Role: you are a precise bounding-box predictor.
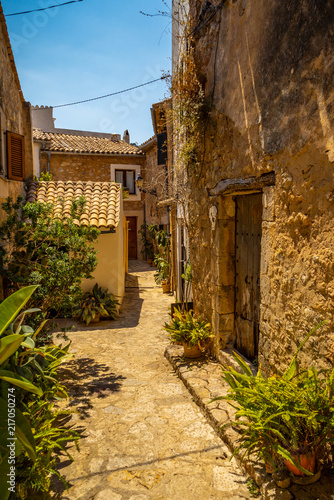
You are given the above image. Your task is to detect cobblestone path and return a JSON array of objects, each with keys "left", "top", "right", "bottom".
[{"left": 53, "top": 261, "right": 251, "bottom": 500}]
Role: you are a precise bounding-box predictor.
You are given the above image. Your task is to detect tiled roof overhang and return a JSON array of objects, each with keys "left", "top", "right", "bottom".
[
  {"left": 26, "top": 180, "right": 121, "bottom": 229},
  {"left": 33, "top": 129, "right": 144, "bottom": 156}
]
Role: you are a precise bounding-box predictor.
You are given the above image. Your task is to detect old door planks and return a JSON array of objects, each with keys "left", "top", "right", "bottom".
[{"left": 235, "top": 194, "right": 262, "bottom": 359}]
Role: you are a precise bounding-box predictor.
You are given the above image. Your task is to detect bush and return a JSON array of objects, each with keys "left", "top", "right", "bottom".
[
  {"left": 0, "top": 196, "right": 99, "bottom": 318},
  {"left": 211, "top": 321, "right": 334, "bottom": 475}
]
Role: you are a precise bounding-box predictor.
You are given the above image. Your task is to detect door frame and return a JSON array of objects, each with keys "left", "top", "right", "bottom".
[
  {"left": 212, "top": 191, "right": 263, "bottom": 360},
  {"left": 126, "top": 216, "right": 137, "bottom": 260}
]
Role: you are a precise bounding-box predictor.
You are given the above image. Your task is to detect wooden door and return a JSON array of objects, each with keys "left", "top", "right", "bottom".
[
  {"left": 235, "top": 194, "right": 262, "bottom": 360},
  {"left": 126, "top": 217, "right": 137, "bottom": 260}
]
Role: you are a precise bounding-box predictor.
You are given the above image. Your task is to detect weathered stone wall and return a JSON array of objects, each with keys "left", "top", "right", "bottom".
[
  {"left": 184, "top": 0, "right": 334, "bottom": 372},
  {"left": 141, "top": 141, "right": 169, "bottom": 225},
  {"left": 0, "top": 8, "right": 33, "bottom": 216},
  {"left": 40, "top": 153, "right": 144, "bottom": 182}
]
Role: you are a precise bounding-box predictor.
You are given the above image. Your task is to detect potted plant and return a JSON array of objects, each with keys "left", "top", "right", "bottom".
[
  {"left": 75, "top": 284, "right": 119, "bottom": 325},
  {"left": 171, "top": 260, "right": 193, "bottom": 315},
  {"left": 154, "top": 255, "right": 170, "bottom": 292},
  {"left": 210, "top": 321, "right": 333, "bottom": 480},
  {"left": 138, "top": 223, "right": 155, "bottom": 264},
  {"left": 164, "top": 308, "right": 213, "bottom": 358}
]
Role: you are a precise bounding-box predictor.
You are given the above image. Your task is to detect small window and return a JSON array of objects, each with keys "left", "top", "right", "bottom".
[
  {"left": 115, "top": 169, "right": 135, "bottom": 194},
  {"left": 7, "top": 132, "right": 25, "bottom": 181}
]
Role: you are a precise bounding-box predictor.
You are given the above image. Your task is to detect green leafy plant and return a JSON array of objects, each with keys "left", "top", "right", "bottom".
[
  {"left": 139, "top": 223, "right": 154, "bottom": 259},
  {"left": 164, "top": 308, "right": 213, "bottom": 349},
  {"left": 75, "top": 283, "right": 119, "bottom": 325},
  {"left": 155, "top": 228, "right": 170, "bottom": 250},
  {"left": 0, "top": 286, "right": 79, "bottom": 499},
  {"left": 154, "top": 255, "right": 170, "bottom": 284},
  {"left": 34, "top": 171, "right": 53, "bottom": 182},
  {"left": 181, "top": 260, "right": 192, "bottom": 303},
  {"left": 247, "top": 478, "right": 260, "bottom": 497},
  {"left": 0, "top": 196, "right": 99, "bottom": 318},
  {"left": 14, "top": 399, "right": 80, "bottom": 498},
  {"left": 211, "top": 321, "right": 334, "bottom": 476}
]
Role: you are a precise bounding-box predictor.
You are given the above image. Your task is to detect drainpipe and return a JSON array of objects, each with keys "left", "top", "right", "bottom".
[
  {"left": 143, "top": 201, "right": 147, "bottom": 260},
  {"left": 47, "top": 152, "right": 51, "bottom": 173}
]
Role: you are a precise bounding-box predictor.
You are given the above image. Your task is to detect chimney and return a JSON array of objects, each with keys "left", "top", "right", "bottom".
[{"left": 123, "top": 130, "right": 130, "bottom": 144}]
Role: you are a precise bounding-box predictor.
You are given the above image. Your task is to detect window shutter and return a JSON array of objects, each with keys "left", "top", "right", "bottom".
[
  {"left": 157, "top": 132, "right": 167, "bottom": 165},
  {"left": 7, "top": 132, "right": 25, "bottom": 181}
]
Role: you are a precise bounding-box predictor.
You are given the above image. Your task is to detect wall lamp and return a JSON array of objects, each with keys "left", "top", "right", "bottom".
[{"left": 135, "top": 174, "right": 157, "bottom": 197}]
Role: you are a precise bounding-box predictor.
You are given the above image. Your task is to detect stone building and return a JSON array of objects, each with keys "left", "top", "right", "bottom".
[
  {"left": 172, "top": 0, "right": 334, "bottom": 373},
  {"left": 0, "top": 3, "right": 34, "bottom": 299},
  {"left": 139, "top": 101, "right": 171, "bottom": 253},
  {"left": 32, "top": 106, "right": 145, "bottom": 260}
]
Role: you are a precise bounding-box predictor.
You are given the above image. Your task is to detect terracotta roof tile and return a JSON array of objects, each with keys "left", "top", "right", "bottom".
[
  {"left": 33, "top": 129, "right": 143, "bottom": 156},
  {"left": 26, "top": 181, "right": 121, "bottom": 229}
]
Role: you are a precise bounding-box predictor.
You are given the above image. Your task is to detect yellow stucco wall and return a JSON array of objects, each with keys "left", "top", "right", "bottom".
[{"left": 82, "top": 191, "right": 125, "bottom": 304}]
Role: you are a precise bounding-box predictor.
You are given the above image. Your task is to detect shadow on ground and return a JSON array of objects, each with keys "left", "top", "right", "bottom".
[{"left": 58, "top": 357, "right": 126, "bottom": 419}]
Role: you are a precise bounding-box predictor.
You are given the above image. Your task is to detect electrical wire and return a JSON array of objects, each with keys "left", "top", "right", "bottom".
[
  {"left": 5, "top": 0, "right": 84, "bottom": 17},
  {"left": 33, "top": 76, "right": 167, "bottom": 109}
]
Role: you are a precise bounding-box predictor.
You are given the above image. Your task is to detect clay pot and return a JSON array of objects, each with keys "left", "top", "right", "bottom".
[
  {"left": 161, "top": 280, "right": 170, "bottom": 293},
  {"left": 183, "top": 343, "right": 203, "bottom": 359},
  {"left": 91, "top": 313, "right": 100, "bottom": 324},
  {"left": 284, "top": 451, "right": 316, "bottom": 476}
]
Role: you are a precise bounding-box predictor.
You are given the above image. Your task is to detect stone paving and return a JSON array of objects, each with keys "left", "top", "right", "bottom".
[
  {"left": 51, "top": 261, "right": 252, "bottom": 500},
  {"left": 165, "top": 344, "right": 334, "bottom": 500}
]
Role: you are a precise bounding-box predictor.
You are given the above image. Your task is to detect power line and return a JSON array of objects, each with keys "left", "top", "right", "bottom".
[
  {"left": 5, "top": 0, "right": 84, "bottom": 17},
  {"left": 40, "top": 76, "right": 167, "bottom": 109}
]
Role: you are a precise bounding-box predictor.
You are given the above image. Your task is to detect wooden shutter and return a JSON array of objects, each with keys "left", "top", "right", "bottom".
[{"left": 7, "top": 132, "right": 25, "bottom": 181}]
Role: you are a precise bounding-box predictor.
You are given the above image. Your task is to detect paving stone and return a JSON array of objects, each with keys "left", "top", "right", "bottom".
[
  {"left": 94, "top": 489, "right": 122, "bottom": 500},
  {"left": 164, "top": 332, "right": 334, "bottom": 500},
  {"left": 50, "top": 261, "right": 250, "bottom": 499}
]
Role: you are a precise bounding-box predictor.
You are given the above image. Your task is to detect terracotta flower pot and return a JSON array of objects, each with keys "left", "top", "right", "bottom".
[
  {"left": 284, "top": 451, "right": 316, "bottom": 476},
  {"left": 162, "top": 283, "right": 171, "bottom": 293},
  {"left": 183, "top": 343, "right": 203, "bottom": 359},
  {"left": 91, "top": 313, "right": 100, "bottom": 324}
]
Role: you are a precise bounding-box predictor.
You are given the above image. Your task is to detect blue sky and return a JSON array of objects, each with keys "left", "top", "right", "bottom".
[{"left": 2, "top": 0, "right": 171, "bottom": 144}]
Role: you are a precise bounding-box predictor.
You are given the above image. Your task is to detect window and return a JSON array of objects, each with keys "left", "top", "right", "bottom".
[
  {"left": 115, "top": 169, "right": 135, "bottom": 194},
  {"left": 7, "top": 132, "right": 25, "bottom": 181}
]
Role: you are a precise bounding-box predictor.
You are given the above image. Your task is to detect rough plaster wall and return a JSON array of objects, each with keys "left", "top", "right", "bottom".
[
  {"left": 0, "top": 28, "right": 21, "bottom": 133},
  {"left": 0, "top": 19, "right": 33, "bottom": 183},
  {"left": 186, "top": 0, "right": 334, "bottom": 372}
]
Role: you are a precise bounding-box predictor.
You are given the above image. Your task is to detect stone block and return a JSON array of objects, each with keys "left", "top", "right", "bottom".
[
  {"left": 218, "top": 218, "right": 236, "bottom": 256},
  {"left": 260, "top": 480, "right": 293, "bottom": 500},
  {"left": 262, "top": 186, "right": 275, "bottom": 222},
  {"left": 212, "top": 284, "right": 235, "bottom": 314}
]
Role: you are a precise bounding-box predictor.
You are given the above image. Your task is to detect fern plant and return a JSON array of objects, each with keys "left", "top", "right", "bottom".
[{"left": 211, "top": 321, "right": 334, "bottom": 475}]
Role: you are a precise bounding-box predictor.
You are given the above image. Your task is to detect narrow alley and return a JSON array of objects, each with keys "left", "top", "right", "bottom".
[{"left": 52, "top": 261, "right": 251, "bottom": 500}]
